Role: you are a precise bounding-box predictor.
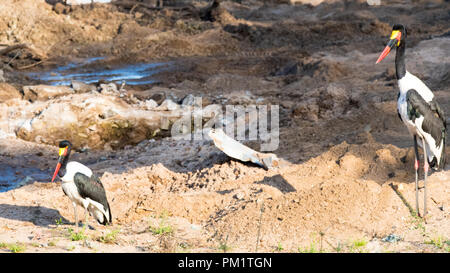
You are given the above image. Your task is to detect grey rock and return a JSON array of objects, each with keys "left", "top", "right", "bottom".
[
  {"left": 23, "top": 85, "right": 74, "bottom": 101},
  {"left": 71, "top": 80, "right": 95, "bottom": 93}
]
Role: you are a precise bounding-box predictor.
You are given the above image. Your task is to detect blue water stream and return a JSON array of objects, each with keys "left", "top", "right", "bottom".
[
  {"left": 26, "top": 57, "right": 172, "bottom": 86},
  {"left": 0, "top": 164, "right": 50, "bottom": 192}
]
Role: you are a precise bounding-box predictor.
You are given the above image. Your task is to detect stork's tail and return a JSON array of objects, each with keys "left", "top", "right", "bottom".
[
  {"left": 439, "top": 131, "right": 446, "bottom": 169},
  {"left": 101, "top": 202, "right": 112, "bottom": 225},
  {"left": 106, "top": 204, "right": 112, "bottom": 225},
  {"left": 432, "top": 129, "right": 446, "bottom": 170},
  {"left": 90, "top": 202, "right": 112, "bottom": 225}
]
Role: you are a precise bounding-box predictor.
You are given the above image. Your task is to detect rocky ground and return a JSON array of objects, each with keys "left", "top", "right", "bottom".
[{"left": 0, "top": 0, "right": 449, "bottom": 253}]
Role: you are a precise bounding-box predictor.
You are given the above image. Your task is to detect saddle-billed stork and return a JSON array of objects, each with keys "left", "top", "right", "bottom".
[
  {"left": 51, "top": 140, "right": 112, "bottom": 228},
  {"left": 376, "top": 24, "right": 446, "bottom": 217}
]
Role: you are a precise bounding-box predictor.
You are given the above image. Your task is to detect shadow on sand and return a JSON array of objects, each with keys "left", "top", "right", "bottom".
[{"left": 0, "top": 204, "right": 70, "bottom": 228}]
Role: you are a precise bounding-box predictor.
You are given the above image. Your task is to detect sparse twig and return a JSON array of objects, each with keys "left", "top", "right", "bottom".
[
  {"left": 16, "top": 60, "right": 45, "bottom": 70},
  {"left": 255, "top": 200, "right": 264, "bottom": 252},
  {"left": 390, "top": 183, "right": 417, "bottom": 217},
  {"left": 114, "top": 0, "right": 199, "bottom": 18},
  {"left": 0, "top": 44, "right": 27, "bottom": 56},
  {"left": 219, "top": 234, "right": 230, "bottom": 253},
  {"left": 319, "top": 231, "right": 324, "bottom": 252},
  {"left": 129, "top": 4, "right": 138, "bottom": 14},
  {"left": 5, "top": 50, "right": 22, "bottom": 67},
  {"left": 114, "top": 0, "right": 164, "bottom": 10}
]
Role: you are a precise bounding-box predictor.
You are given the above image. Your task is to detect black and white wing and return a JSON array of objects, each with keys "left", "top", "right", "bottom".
[
  {"left": 406, "top": 89, "right": 446, "bottom": 169},
  {"left": 73, "top": 173, "right": 112, "bottom": 225}
]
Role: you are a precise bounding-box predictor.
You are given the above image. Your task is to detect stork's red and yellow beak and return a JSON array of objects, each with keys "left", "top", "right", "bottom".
[
  {"left": 376, "top": 30, "right": 402, "bottom": 64},
  {"left": 51, "top": 161, "right": 61, "bottom": 182},
  {"left": 51, "top": 147, "right": 67, "bottom": 182}
]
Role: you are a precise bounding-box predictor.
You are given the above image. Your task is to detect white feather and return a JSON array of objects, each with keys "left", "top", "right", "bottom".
[
  {"left": 398, "top": 71, "right": 434, "bottom": 101},
  {"left": 397, "top": 91, "right": 417, "bottom": 136},
  {"left": 61, "top": 161, "right": 92, "bottom": 183}
]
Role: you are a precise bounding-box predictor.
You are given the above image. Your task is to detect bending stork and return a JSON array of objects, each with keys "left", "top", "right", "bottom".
[
  {"left": 51, "top": 140, "right": 112, "bottom": 228},
  {"left": 376, "top": 24, "right": 446, "bottom": 217}
]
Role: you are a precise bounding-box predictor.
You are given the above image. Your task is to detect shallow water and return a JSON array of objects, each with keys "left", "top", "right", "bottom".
[
  {"left": 0, "top": 164, "right": 49, "bottom": 192},
  {"left": 26, "top": 57, "right": 172, "bottom": 86}
]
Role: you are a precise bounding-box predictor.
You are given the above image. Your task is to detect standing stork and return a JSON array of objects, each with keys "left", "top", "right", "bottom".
[
  {"left": 51, "top": 140, "right": 112, "bottom": 228},
  {"left": 376, "top": 24, "right": 446, "bottom": 217}
]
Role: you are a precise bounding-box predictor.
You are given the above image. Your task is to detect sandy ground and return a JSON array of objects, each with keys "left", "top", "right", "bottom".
[{"left": 0, "top": 0, "right": 449, "bottom": 253}]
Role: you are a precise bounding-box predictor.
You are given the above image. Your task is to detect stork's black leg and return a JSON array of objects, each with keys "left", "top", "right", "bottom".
[
  {"left": 421, "top": 137, "right": 428, "bottom": 218},
  {"left": 413, "top": 136, "right": 420, "bottom": 216}
]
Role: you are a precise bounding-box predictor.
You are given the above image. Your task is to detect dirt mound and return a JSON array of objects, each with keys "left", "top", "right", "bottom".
[
  {"left": 204, "top": 141, "right": 449, "bottom": 251},
  {"left": 1, "top": 137, "right": 448, "bottom": 252}
]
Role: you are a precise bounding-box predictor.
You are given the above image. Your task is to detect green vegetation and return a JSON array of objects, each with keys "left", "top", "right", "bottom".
[
  {"left": 67, "top": 228, "right": 88, "bottom": 241},
  {"left": 276, "top": 242, "right": 284, "bottom": 252},
  {"left": 151, "top": 223, "right": 173, "bottom": 235},
  {"left": 349, "top": 238, "right": 368, "bottom": 253},
  {"left": 0, "top": 242, "right": 26, "bottom": 253},
  {"left": 97, "top": 229, "right": 120, "bottom": 244},
  {"left": 299, "top": 232, "right": 324, "bottom": 253},
  {"left": 409, "top": 215, "right": 426, "bottom": 235},
  {"left": 425, "top": 235, "right": 448, "bottom": 250},
  {"left": 352, "top": 238, "right": 368, "bottom": 248},
  {"left": 218, "top": 242, "right": 232, "bottom": 253},
  {"left": 298, "top": 243, "right": 320, "bottom": 253},
  {"left": 55, "top": 218, "right": 63, "bottom": 226},
  {"left": 9, "top": 243, "right": 26, "bottom": 253},
  {"left": 334, "top": 242, "right": 343, "bottom": 253},
  {"left": 149, "top": 211, "right": 174, "bottom": 235},
  {"left": 218, "top": 234, "right": 231, "bottom": 253},
  {"left": 177, "top": 242, "right": 191, "bottom": 253}
]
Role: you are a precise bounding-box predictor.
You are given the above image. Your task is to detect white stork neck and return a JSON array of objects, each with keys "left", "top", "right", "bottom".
[
  {"left": 398, "top": 72, "right": 434, "bottom": 102},
  {"left": 61, "top": 161, "right": 93, "bottom": 183}
]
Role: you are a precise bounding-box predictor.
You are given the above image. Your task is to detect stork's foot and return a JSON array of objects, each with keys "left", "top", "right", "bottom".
[
  {"left": 82, "top": 239, "right": 91, "bottom": 248},
  {"left": 80, "top": 223, "right": 95, "bottom": 231},
  {"left": 416, "top": 211, "right": 428, "bottom": 222},
  {"left": 76, "top": 221, "right": 87, "bottom": 229}
]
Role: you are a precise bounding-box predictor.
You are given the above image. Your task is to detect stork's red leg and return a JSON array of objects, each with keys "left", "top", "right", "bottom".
[
  {"left": 421, "top": 137, "right": 428, "bottom": 218},
  {"left": 413, "top": 136, "right": 420, "bottom": 216}
]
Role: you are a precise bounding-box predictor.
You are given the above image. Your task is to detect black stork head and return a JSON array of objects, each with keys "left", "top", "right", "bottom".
[
  {"left": 376, "top": 24, "right": 407, "bottom": 64},
  {"left": 51, "top": 140, "right": 72, "bottom": 182}
]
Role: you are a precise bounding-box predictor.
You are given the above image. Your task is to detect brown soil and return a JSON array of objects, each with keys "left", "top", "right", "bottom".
[{"left": 0, "top": 0, "right": 449, "bottom": 253}]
